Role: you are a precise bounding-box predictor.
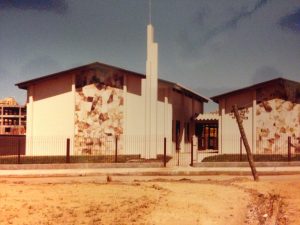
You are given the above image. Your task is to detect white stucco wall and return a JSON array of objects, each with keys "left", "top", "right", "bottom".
[
  {"left": 219, "top": 90, "right": 254, "bottom": 154},
  {"left": 125, "top": 75, "right": 146, "bottom": 136},
  {"left": 123, "top": 74, "right": 202, "bottom": 156},
  {"left": 26, "top": 74, "right": 75, "bottom": 156},
  {"left": 124, "top": 75, "right": 173, "bottom": 156},
  {"left": 157, "top": 86, "right": 173, "bottom": 155},
  {"left": 123, "top": 75, "right": 147, "bottom": 155}
]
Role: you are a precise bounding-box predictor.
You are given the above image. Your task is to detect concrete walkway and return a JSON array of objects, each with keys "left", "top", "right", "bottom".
[{"left": 1, "top": 165, "right": 300, "bottom": 177}]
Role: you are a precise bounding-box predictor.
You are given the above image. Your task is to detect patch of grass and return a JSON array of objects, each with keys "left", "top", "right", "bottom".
[
  {"left": 0, "top": 154, "right": 165, "bottom": 164},
  {"left": 202, "top": 154, "right": 300, "bottom": 162}
]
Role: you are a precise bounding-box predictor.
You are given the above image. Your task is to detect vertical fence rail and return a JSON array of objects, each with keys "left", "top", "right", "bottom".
[
  {"left": 115, "top": 136, "right": 118, "bottom": 163},
  {"left": 17, "top": 138, "right": 21, "bottom": 164},
  {"left": 190, "top": 137, "right": 193, "bottom": 166},
  {"left": 163, "top": 137, "right": 167, "bottom": 167},
  {"left": 239, "top": 136, "right": 242, "bottom": 162},
  {"left": 177, "top": 149, "right": 179, "bottom": 166},
  {"left": 288, "top": 136, "right": 291, "bottom": 162},
  {"left": 66, "top": 138, "right": 70, "bottom": 163}
]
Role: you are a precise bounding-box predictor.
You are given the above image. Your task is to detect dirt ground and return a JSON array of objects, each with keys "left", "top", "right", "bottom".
[{"left": 0, "top": 175, "right": 299, "bottom": 225}]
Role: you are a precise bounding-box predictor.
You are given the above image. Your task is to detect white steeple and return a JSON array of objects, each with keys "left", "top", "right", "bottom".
[{"left": 144, "top": 0, "right": 158, "bottom": 159}]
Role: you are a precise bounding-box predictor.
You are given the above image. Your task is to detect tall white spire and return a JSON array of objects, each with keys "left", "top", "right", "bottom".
[
  {"left": 149, "top": 0, "right": 152, "bottom": 24},
  {"left": 144, "top": 0, "right": 158, "bottom": 159}
]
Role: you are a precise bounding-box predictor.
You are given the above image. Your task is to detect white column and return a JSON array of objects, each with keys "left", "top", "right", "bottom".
[
  {"left": 180, "top": 93, "right": 185, "bottom": 152},
  {"left": 123, "top": 75, "right": 128, "bottom": 155},
  {"left": 26, "top": 86, "right": 34, "bottom": 155},
  {"left": 71, "top": 74, "right": 76, "bottom": 154},
  {"left": 219, "top": 99, "right": 225, "bottom": 154},
  {"left": 252, "top": 90, "right": 257, "bottom": 153},
  {"left": 123, "top": 75, "right": 128, "bottom": 136},
  {"left": 168, "top": 88, "right": 173, "bottom": 154},
  {"left": 142, "top": 79, "right": 147, "bottom": 158},
  {"left": 164, "top": 89, "right": 168, "bottom": 136},
  {"left": 145, "top": 24, "right": 158, "bottom": 159}
]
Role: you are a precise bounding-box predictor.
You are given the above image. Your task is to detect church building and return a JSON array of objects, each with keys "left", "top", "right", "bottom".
[{"left": 16, "top": 24, "right": 208, "bottom": 158}]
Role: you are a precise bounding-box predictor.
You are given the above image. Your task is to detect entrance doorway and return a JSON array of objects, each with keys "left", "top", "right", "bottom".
[{"left": 196, "top": 122, "right": 218, "bottom": 150}]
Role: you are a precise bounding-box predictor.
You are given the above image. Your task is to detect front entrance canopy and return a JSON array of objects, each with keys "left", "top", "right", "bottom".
[
  {"left": 195, "top": 113, "right": 219, "bottom": 151},
  {"left": 195, "top": 113, "right": 219, "bottom": 121}
]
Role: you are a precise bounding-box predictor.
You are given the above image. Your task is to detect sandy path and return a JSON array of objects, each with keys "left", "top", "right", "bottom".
[
  {"left": 0, "top": 182, "right": 161, "bottom": 225},
  {"left": 144, "top": 182, "right": 249, "bottom": 225},
  {"left": 0, "top": 178, "right": 250, "bottom": 225},
  {"left": 0, "top": 175, "right": 299, "bottom": 225}
]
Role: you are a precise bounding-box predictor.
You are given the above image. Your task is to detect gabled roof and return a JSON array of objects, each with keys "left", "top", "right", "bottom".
[
  {"left": 16, "top": 61, "right": 209, "bottom": 102},
  {"left": 211, "top": 77, "right": 300, "bottom": 103},
  {"left": 15, "top": 62, "right": 144, "bottom": 89}
]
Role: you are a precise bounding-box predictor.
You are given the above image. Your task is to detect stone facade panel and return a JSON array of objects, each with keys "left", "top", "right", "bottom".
[
  {"left": 74, "top": 68, "right": 124, "bottom": 155},
  {"left": 256, "top": 84, "right": 300, "bottom": 154}
]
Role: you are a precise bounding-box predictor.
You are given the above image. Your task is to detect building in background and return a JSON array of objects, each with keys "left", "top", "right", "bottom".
[
  {"left": 209, "top": 78, "right": 300, "bottom": 156},
  {"left": 0, "top": 97, "right": 26, "bottom": 135}
]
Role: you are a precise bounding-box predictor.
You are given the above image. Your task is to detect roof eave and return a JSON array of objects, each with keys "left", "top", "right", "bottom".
[
  {"left": 173, "top": 83, "right": 209, "bottom": 103},
  {"left": 15, "top": 61, "right": 209, "bottom": 102},
  {"left": 210, "top": 77, "right": 300, "bottom": 103}
]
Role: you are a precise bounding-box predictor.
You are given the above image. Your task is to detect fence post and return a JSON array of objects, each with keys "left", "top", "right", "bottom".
[
  {"left": 17, "top": 138, "right": 21, "bottom": 164},
  {"left": 115, "top": 136, "right": 118, "bottom": 163},
  {"left": 288, "top": 136, "right": 291, "bottom": 162},
  {"left": 163, "top": 137, "right": 167, "bottom": 167},
  {"left": 177, "top": 150, "right": 180, "bottom": 166},
  {"left": 240, "top": 136, "right": 243, "bottom": 162},
  {"left": 190, "top": 137, "right": 194, "bottom": 166},
  {"left": 66, "top": 138, "right": 70, "bottom": 163}
]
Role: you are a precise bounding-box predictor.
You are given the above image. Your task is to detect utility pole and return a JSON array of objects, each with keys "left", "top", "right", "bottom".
[{"left": 232, "top": 104, "right": 259, "bottom": 181}]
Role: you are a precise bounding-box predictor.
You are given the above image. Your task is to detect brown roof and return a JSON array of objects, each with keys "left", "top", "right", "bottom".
[
  {"left": 16, "top": 61, "right": 209, "bottom": 102},
  {"left": 16, "top": 62, "right": 145, "bottom": 89},
  {"left": 211, "top": 77, "right": 300, "bottom": 103}
]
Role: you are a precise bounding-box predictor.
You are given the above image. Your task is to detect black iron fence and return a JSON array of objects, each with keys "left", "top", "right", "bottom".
[
  {"left": 200, "top": 136, "right": 300, "bottom": 162},
  {"left": 0, "top": 135, "right": 170, "bottom": 165},
  {"left": 0, "top": 135, "right": 299, "bottom": 165}
]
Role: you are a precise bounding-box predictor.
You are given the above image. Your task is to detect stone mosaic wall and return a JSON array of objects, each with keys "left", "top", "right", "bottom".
[
  {"left": 256, "top": 82, "right": 300, "bottom": 153},
  {"left": 74, "top": 68, "right": 124, "bottom": 155}
]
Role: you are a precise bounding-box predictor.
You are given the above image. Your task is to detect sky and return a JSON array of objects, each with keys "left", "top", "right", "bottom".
[{"left": 0, "top": 0, "right": 300, "bottom": 112}]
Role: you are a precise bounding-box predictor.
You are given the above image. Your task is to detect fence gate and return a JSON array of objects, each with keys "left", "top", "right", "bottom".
[
  {"left": 169, "top": 151, "right": 192, "bottom": 167},
  {"left": 165, "top": 138, "right": 194, "bottom": 167}
]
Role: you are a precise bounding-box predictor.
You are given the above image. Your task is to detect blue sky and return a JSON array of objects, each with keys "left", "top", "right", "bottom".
[{"left": 0, "top": 0, "right": 299, "bottom": 111}]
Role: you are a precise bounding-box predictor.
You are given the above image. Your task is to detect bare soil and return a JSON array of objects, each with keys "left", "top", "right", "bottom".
[{"left": 0, "top": 175, "right": 299, "bottom": 225}]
